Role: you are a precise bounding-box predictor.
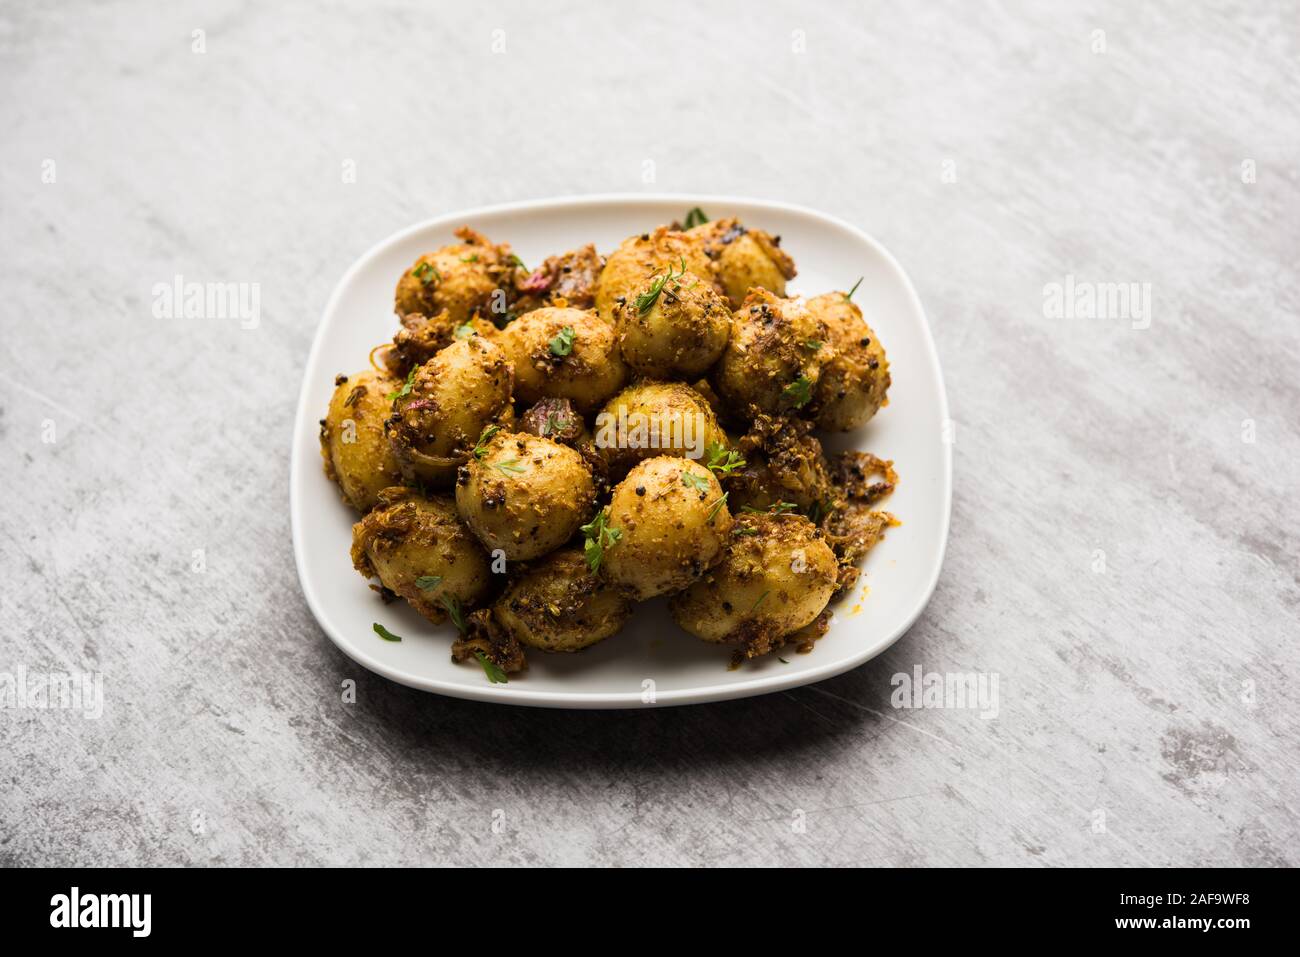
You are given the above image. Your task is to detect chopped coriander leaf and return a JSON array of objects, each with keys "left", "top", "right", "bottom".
[
  {"left": 387, "top": 367, "right": 417, "bottom": 402},
  {"left": 804, "top": 339, "right": 823, "bottom": 352},
  {"left": 440, "top": 594, "right": 467, "bottom": 633},
  {"left": 473, "top": 424, "right": 501, "bottom": 459},
  {"left": 581, "top": 508, "right": 622, "bottom": 573},
  {"left": 705, "top": 441, "right": 746, "bottom": 475},
  {"left": 373, "top": 622, "right": 403, "bottom": 642},
  {"left": 770, "top": 501, "right": 798, "bottom": 514},
  {"left": 415, "top": 575, "right": 443, "bottom": 590},
  {"left": 542, "top": 413, "right": 570, "bottom": 436},
  {"left": 681, "top": 470, "right": 710, "bottom": 491},
  {"left": 475, "top": 650, "right": 509, "bottom": 684},
  {"left": 508, "top": 253, "right": 528, "bottom": 272},
  {"left": 634, "top": 257, "right": 687, "bottom": 316},
  {"left": 844, "top": 276, "right": 863, "bottom": 301},
  {"left": 683, "top": 206, "right": 708, "bottom": 228},
  {"left": 549, "top": 325, "right": 576, "bottom": 357},
  {"left": 412, "top": 261, "right": 440, "bottom": 286},
  {"left": 492, "top": 458, "right": 526, "bottom": 474},
  {"left": 705, "top": 492, "right": 729, "bottom": 523},
  {"left": 781, "top": 374, "right": 812, "bottom": 408},
  {"left": 460, "top": 254, "right": 479, "bottom": 262},
  {"left": 734, "top": 527, "right": 760, "bottom": 537}
]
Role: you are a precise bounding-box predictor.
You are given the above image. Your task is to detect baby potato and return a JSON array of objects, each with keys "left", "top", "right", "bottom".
[
  {"left": 394, "top": 227, "right": 512, "bottom": 324},
  {"left": 687, "top": 218, "right": 797, "bottom": 307},
  {"left": 669, "top": 512, "right": 837, "bottom": 660},
  {"left": 601, "top": 456, "right": 733, "bottom": 599},
  {"left": 595, "top": 226, "right": 717, "bottom": 325},
  {"left": 389, "top": 310, "right": 497, "bottom": 374},
  {"left": 804, "top": 292, "right": 891, "bottom": 431},
  {"left": 593, "top": 380, "right": 727, "bottom": 479},
  {"left": 320, "top": 369, "right": 404, "bottom": 513},
  {"left": 495, "top": 307, "right": 627, "bottom": 414},
  {"left": 350, "top": 487, "right": 493, "bottom": 624},
  {"left": 713, "top": 288, "right": 828, "bottom": 420},
  {"left": 490, "top": 548, "right": 634, "bottom": 652},
  {"left": 455, "top": 430, "right": 596, "bottom": 561},
  {"left": 614, "top": 266, "right": 731, "bottom": 379},
  {"left": 385, "top": 336, "right": 514, "bottom": 487}
]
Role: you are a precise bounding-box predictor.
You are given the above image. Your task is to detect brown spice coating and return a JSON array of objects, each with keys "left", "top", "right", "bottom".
[
  {"left": 490, "top": 548, "right": 634, "bottom": 652},
  {"left": 350, "top": 487, "right": 493, "bottom": 625}
]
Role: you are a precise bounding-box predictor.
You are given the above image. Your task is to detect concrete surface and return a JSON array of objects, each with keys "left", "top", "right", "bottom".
[{"left": 1, "top": 0, "right": 1297, "bottom": 866}]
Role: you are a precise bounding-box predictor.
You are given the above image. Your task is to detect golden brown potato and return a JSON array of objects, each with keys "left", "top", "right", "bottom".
[
  {"left": 594, "top": 226, "right": 716, "bottom": 325},
  {"left": 388, "top": 310, "right": 498, "bottom": 374},
  {"left": 669, "top": 512, "right": 837, "bottom": 660},
  {"left": 713, "top": 288, "right": 829, "bottom": 420},
  {"left": 687, "top": 218, "right": 797, "bottom": 307},
  {"left": 490, "top": 548, "right": 634, "bottom": 652},
  {"left": 804, "top": 292, "right": 890, "bottom": 431},
  {"left": 600, "top": 456, "right": 733, "bottom": 599},
  {"left": 394, "top": 227, "right": 515, "bottom": 324},
  {"left": 495, "top": 307, "right": 627, "bottom": 414},
  {"left": 613, "top": 263, "right": 731, "bottom": 379},
  {"left": 454, "top": 430, "right": 596, "bottom": 561},
  {"left": 350, "top": 487, "right": 493, "bottom": 624},
  {"left": 385, "top": 336, "right": 514, "bottom": 487},
  {"left": 319, "top": 369, "right": 404, "bottom": 512},
  {"left": 593, "top": 380, "right": 728, "bottom": 479}
]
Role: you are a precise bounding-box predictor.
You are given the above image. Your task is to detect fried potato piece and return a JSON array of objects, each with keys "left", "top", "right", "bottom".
[{"left": 320, "top": 369, "right": 404, "bottom": 512}]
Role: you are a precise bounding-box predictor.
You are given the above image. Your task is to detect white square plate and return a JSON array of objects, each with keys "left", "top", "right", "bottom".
[{"left": 290, "top": 194, "right": 951, "bottom": 708}]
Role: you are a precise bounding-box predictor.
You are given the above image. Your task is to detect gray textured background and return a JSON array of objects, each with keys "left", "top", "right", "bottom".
[{"left": 2, "top": 0, "right": 1297, "bottom": 866}]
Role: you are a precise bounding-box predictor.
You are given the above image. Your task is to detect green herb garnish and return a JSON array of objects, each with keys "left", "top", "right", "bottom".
[
  {"left": 778, "top": 657, "right": 791, "bottom": 664},
  {"left": 681, "top": 470, "right": 710, "bottom": 492},
  {"left": 734, "top": 527, "right": 760, "bottom": 537},
  {"left": 706, "top": 492, "right": 729, "bottom": 523},
  {"left": 492, "top": 458, "right": 526, "bottom": 474},
  {"left": 440, "top": 594, "right": 467, "bottom": 633},
  {"left": 548, "top": 325, "right": 576, "bottom": 357},
  {"left": 844, "top": 276, "right": 863, "bottom": 301},
  {"left": 581, "top": 508, "right": 622, "bottom": 573},
  {"left": 781, "top": 374, "right": 812, "bottom": 408},
  {"left": 742, "top": 501, "right": 798, "bottom": 515},
  {"left": 542, "top": 413, "right": 570, "bottom": 436},
  {"left": 634, "top": 256, "right": 688, "bottom": 316},
  {"left": 460, "top": 254, "right": 479, "bottom": 263},
  {"left": 683, "top": 207, "right": 708, "bottom": 229},
  {"left": 475, "top": 650, "right": 509, "bottom": 684},
  {"left": 750, "top": 590, "right": 771, "bottom": 613},
  {"left": 473, "top": 424, "right": 500, "bottom": 459},
  {"left": 454, "top": 321, "right": 475, "bottom": 339},
  {"left": 387, "top": 367, "right": 417, "bottom": 402},
  {"left": 804, "top": 339, "right": 823, "bottom": 352},
  {"left": 508, "top": 253, "right": 528, "bottom": 272},
  {"left": 373, "top": 622, "right": 403, "bottom": 642},
  {"left": 413, "top": 261, "right": 440, "bottom": 286},
  {"left": 705, "top": 441, "right": 746, "bottom": 475},
  {"left": 415, "top": 575, "right": 443, "bottom": 591}
]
